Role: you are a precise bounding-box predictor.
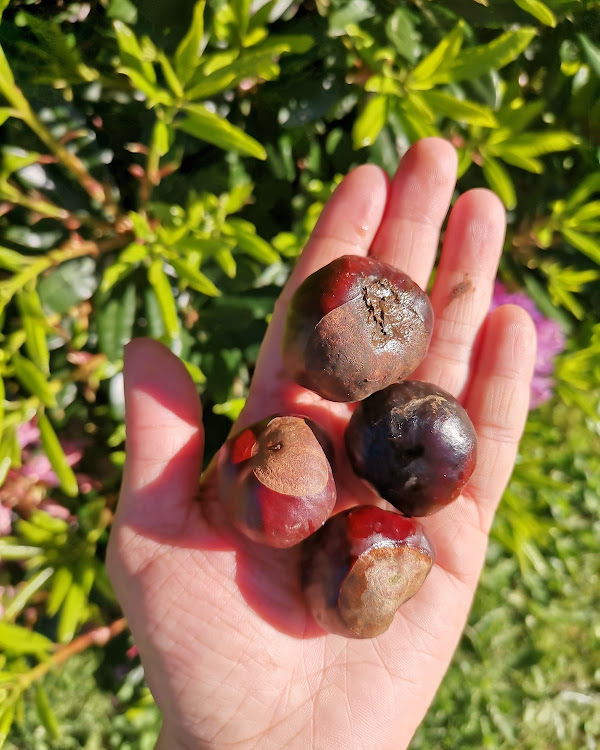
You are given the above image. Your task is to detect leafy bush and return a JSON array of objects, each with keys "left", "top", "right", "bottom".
[{"left": 0, "top": 0, "right": 598, "bottom": 747}]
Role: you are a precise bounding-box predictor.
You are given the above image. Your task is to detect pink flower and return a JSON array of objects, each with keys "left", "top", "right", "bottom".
[{"left": 490, "top": 281, "right": 566, "bottom": 409}]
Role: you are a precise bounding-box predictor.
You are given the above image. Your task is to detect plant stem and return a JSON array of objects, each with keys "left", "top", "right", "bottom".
[
  {"left": 20, "top": 109, "right": 119, "bottom": 217},
  {"left": 16, "top": 617, "right": 129, "bottom": 693},
  {"left": 140, "top": 120, "right": 163, "bottom": 208},
  {"left": 0, "top": 59, "right": 119, "bottom": 217}
]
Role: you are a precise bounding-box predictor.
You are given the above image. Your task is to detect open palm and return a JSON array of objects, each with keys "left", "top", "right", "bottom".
[{"left": 107, "top": 138, "right": 536, "bottom": 750}]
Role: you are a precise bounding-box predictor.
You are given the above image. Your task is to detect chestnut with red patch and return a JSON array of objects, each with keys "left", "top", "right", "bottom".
[
  {"left": 282, "top": 255, "right": 434, "bottom": 402},
  {"left": 218, "top": 416, "right": 336, "bottom": 548},
  {"left": 302, "top": 506, "right": 434, "bottom": 638}
]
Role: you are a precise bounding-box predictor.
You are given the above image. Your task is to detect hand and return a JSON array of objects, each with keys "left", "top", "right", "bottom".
[{"left": 107, "top": 138, "right": 536, "bottom": 750}]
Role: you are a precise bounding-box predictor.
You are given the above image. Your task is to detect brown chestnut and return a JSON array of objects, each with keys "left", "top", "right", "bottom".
[
  {"left": 302, "top": 505, "right": 434, "bottom": 638},
  {"left": 282, "top": 255, "right": 433, "bottom": 402},
  {"left": 217, "top": 415, "right": 336, "bottom": 548},
  {"left": 345, "top": 381, "right": 477, "bottom": 517}
]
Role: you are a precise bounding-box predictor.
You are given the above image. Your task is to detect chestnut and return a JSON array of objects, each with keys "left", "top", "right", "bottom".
[
  {"left": 217, "top": 415, "right": 336, "bottom": 548},
  {"left": 345, "top": 381, "right": 477, "bottom": 517},
  {"left": 282, "top": 255, "right": 433, "bottom": 402},
  {"left": 302, "top": 505, "right": 434, "bottom": 638}
]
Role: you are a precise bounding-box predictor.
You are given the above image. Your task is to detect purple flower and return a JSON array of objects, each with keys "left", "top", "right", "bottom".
[{"left": 490, "top": 281, "right": 566, "bottom": 409}]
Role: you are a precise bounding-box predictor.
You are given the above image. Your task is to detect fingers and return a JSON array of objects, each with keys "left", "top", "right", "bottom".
[
  {"left": 251, "top": 164, "right": 389, "bottom": 392},
  {"left": 370, "top": 137, "right": 458, "bottom": 289},
  {"left": 423, "top": 304, "right": 536, "bottom": 584},
  {"left": 463, "top": 304, "right": 537, "bottom": 533},
  {"left": 111, "top": 338, "right": 204, "bottom": 538},
  {"left": 414, "top": 189, "right": 506, "bottom": 398},
  {"left": 279, "top": 163, "right": 389, "bottom": 307}
]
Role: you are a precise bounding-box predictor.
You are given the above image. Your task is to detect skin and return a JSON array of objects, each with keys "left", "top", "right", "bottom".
[{"left": 107, "top": 138, "right": 537, "bottom": 750}]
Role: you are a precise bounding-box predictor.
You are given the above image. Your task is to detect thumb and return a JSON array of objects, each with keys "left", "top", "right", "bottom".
[{"left": 111, "top": 337, "right": 204, "bottom": 539}]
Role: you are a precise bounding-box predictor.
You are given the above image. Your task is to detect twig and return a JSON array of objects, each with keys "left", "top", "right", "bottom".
[{"left": 15, "top": 617, "right": 129, "bottom": 692}]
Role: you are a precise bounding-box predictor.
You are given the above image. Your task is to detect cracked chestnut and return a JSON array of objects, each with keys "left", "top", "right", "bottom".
[
  {"left": 302, "top": 505, "right": 434, "bottom": 638},
  {"left": 282, "top": 255, "right": 433, "bottom": 402},
  {"left": 217, "top": 415, "right": 336, "bottom": 548},
  {"left": 345, "top": 381, "right": 477, "bottom": 517}
]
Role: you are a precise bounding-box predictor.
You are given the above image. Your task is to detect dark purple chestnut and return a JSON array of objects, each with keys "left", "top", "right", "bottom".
[
  {"left": 302, "top": 505, "right": 434, "bottom": 638},
  {"left": 282, "top": 255, "right": 433, "bottom": 402},
  {"left": 345, "top": 381, "right": 477, "bottom": 517},
  {"left": 217, "top": 415, "right": 336, "bottom": 548}
]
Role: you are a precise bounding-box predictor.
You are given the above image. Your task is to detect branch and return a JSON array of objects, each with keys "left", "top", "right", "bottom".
[{"left": 16, "top": 617, "right": 129, "bottom": 693}]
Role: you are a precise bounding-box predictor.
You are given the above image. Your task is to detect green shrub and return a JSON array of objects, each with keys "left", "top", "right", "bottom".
[{"left": 0, "top": 0, "right": 598, "bottom": 746}]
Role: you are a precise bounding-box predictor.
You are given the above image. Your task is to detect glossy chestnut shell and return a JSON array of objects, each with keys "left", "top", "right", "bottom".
[{"left": 345, "top": 381, "right": 477, "bottom": 516}]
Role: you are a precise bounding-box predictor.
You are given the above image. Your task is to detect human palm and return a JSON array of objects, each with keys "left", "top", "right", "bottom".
[{"left": 107, "top": 138, "right": 536, "bottom": 750}]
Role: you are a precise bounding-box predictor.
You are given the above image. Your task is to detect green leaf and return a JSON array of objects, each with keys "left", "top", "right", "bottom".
[
  {"left": 0, "top": 375, "right": 4, "bottom": 441},
  {"left": 386, "top": 8, "right": 420, "bottom": 64},
  {"left": 496, "top": 148, "right": 543, "bottom": 173},
  {"left": 117, "top": 67, "right": 171, "bottom": 106},
  {"left": 0, "top": 246, "right": 34, "bottom": 273},
  {"left": 3, "top": 567, "right": 54, "bottom": 621},
  {"left": 225, "top": 182, "right": 254, "bottom": 214},
  {"left": 158, "top": 52, "right": 184, "bottom": 98},
  {"left": 570, "top": 201, "right": 600, "bottom": 224},
  {"left": 496, "top": 99, "right": 545, "bottom": 134},
  {"left": 352, "top": 94, "right": 389, "bottom": 149},
  {"left": 128, "top": 211, "right": 154, "bottom": 241},
  {"left": 0, "top": 541, "right": 42, "bottom": 560},
  {"left": 490, "top": 131, "right": 580, "bottom": 157},
  {"left": 364, "top": 75, "right": 403, "bottom": 96},
  {"left": 29, "top": 509, "right": 68, "bottom": 533},
  {"left": 213, "top": 398, "right": 246, "bottom": 421},
  {"left": 47, "top": 566, "right": 74, "bottom": 618},
  {"left": 37, "top": 410, "right": 79, "bottom": 498},
  {"left": 0, "top": 45, "right": 16, "bottom": 98},
  {"left": 12, "top": 352, "right": 56, "bottom": 407},
  {"left": 482, "top": 155, "right": 517, "bottom": 210},
  {"left": 170, "top": 258, "right": 220, "bottom": 296},
  {"left": 177, "top": 105, "right": 266, "bottom": 160},
  {"left": 185, "top": 68, "right": 238, "bottom": 99},
  {"left": 561, "top": 227, "right": 600, "bottom": 263},
  {"left": 224, "top": 220, "right": 279, "bottom": 264},
  {"left": 420, "top": 90, "right": 498, "bottom": 127},
  {"left": 215, "top": 247, "right": 237, "bottom": 278},
  {"left": 409, "top": 22, "right": 464, "bottom": 89},
  {"left": 513, "top": 0, "right": 557, "bottom": 27},
  {"left": 113, "top": 21, "right": 156, "bottom": 83},
  {"left": 96, "top": 281, "right": 137, "bottom": 362},
  {"left": 186, "top": 36, "right": 311, "bottom": 99},
  {"left": 0, "top": 622, "right": 53, "bottom": 655},
  {"left": 457, "top": 148, "right": 473, "bottom": 178},
  {"left": 562, "top": 173, "right": 600, "bottom": 213},
  {"left": 394, "top": 97, "right": 439, "bottom": 140},
  {"left": 182, "top": 359, "right": 206, "bottom": 384},
  {"left": 37, "top": 257, "right": 98, "bottom": 315},
  {"left": 57, "top": 560, "right": 94, "bottom": 643},
  {"left": 153, "top": 120, "right": 173, "bottom": 157},
  {"left": 442, "top": 28, "right": 536, "bottom": 84},
  {"left": 16, "top": 287, "right": 50, "bottom": 376},
  {"left": 148, "top": 259, "right": 180, "bottom": 340},
  {"left": 578, "top": 33, "right": 600, "bottom": 79},
  {"left": 0, "top": 703, "right": 15, "bottom": 749},
  {"left": 0, "top": 0, "right": 10, "bottom": 21},
  {"left": 34, "top": 683, "right": 60, "bottom": 740},
  {"left": 175, "top": 0, "right": 205, "bottom": 83},
  {"left": 232, "top": 0, "right": 251, "bottom": 37},
  {"left": 106, "top": 0, "right": 138, "bottom": 24},
  {"left": 100, "top": 243, "right": 147, "bottom": 293}
]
